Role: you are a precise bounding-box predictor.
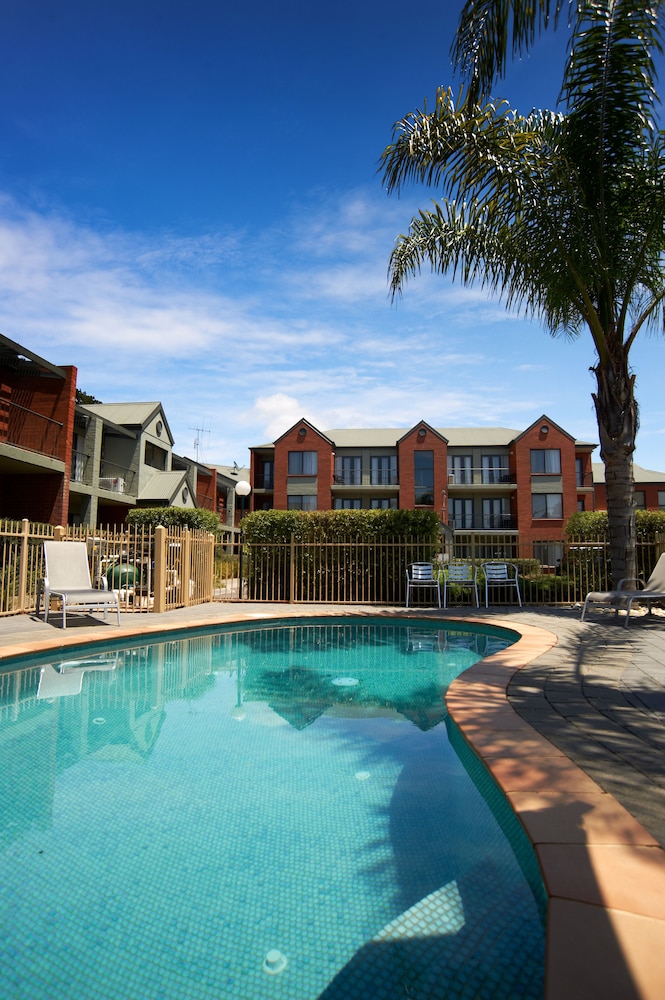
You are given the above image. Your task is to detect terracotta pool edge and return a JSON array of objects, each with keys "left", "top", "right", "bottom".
[
  {"left": 3, "top": 608, "right": 665, "bottom": 998},
  {"left": 442, "top": 615, "right": 665, "bottom": 1000}
]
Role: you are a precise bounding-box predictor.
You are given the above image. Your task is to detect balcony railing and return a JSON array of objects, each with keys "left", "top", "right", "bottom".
[
  {"left": 448, "top": 468, "right": 513, "bottom": 485},
  {"left": 71, "top": 449, "right": 90, "bottom": 483},
  {"left": 449, "top": 515, "right": 517, "bottom": 531},
  {"left": 1, "top": 400, "right": 63, "bottom": 460},
  {"left": 333, "top": 473, "right": 363, "bottom": 486},
  {"left": 98, "top": 461, "right": 136, "bottom": 495},
  {"left": 332, "top": 471, "right": 399, "bottom": 486},
  {"left": 254, "top": 474, "right": 274, "bottom": 490}
]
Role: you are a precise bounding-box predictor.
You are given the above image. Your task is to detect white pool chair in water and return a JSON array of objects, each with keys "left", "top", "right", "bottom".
[
  {"left": 37, "top": 664, "right": 85, "bottom": 699},
  {"left": 581, "top": 553, "right": 665, "bottom": 627},
  {"left": 443, "top": 563, "right": 479, "bottom": 607},
  {"left": 405, "top": 628, "right": 443, "bottom": 652},
  {"left": 38, "top": 541, "right": 121, "bottom": 629},
  {"left": 405, "top": 563, "right": 442, "bottom": 608},
  {"left": 481, "top": 562, "right": 522, "bottom": 608}
]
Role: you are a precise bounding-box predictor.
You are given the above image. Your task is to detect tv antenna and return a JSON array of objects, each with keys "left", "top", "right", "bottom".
[{"left": 188, "top": 425, "right": 210, "bottom": 463}]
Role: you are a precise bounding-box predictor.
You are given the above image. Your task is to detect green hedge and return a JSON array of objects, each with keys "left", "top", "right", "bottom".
[
  {"left": 126, "top": 507, "right": 222, "bottom": 533},
  {"left": 241, "top": 508, "right": 441, "bottom": 543},
  {"left": 241, "top": 509, "right": 441, "bottom": 602},
  {"left": 565, "top": 509, "right": 665, "bottom": 541}
]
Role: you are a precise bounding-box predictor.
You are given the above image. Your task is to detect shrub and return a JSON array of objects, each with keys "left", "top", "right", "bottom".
[
  {"left": 241, "top": 509, "right": 441, "bottom": 602},
  {"left": 126, "top": 507, "right": 222, "bottom": 533},
  {"left": 565, "top": 509, "right": 665, "bottom": 541},
  {"left": 241, "top": 508, "right": 441, "bottom": 543}
]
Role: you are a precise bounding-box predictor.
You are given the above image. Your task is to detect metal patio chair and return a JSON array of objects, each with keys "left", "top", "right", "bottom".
[
  {"left": 481, "top": 562, "right": 522, "bottom": 608},
  {"left": 405, "top": 562, "right": 442, "bottom": 608},
  {"left": 443, "top": 563, "right": 479, "bottom": 607}
]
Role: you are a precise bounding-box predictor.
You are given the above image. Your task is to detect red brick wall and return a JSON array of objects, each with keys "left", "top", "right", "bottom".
[
  {"left": 273, "top": 422, "right": 334, "bottom": 510},
  {"left": 512, "top": 421, "right": 578, "bottom": 548},
  {"left": 397, "top": 425, "right": 448, "bottom": 518},
  {"left": 0, "top": 364, "right": 77, "bottom": 525},
  {"left": 195, "top": 469, "right": 216, "bottom": 511},
  {"left": 594, "top": 481, "right": 664, "bottom": 512}
]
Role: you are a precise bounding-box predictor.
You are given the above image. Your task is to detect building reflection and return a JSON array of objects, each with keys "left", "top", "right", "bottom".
[{"left": 0, "top": 623, "right": 505, "bottom": 849}]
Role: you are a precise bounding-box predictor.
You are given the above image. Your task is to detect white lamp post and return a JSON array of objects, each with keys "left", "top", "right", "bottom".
[{"left": 235, "top": 480, "right": 251, "bottom": 600}]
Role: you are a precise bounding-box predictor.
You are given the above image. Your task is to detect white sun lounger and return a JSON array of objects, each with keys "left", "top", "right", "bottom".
[
  {"left": 38, "top": 541, "right": 121, "bottom": 629},
  {"left": 581, "top": 552, "right": 665, "bottom": 627}
]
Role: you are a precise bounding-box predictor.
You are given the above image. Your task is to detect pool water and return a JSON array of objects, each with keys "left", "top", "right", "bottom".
[{"left": 0, "top": 618, "right": 545, "bottom": 999}]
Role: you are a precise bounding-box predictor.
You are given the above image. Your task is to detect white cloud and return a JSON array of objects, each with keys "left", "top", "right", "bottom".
[{"left": 0, "top": 188, "right": 661, "bottom": 471}]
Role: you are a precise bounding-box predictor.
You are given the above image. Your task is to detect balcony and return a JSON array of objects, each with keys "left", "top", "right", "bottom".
[
  {"left": 448, "top": 468, "right": 514, "bottom": 487},
  {"left": 449, "top": 515, "right": 517, "bottom": 531},
  {"left": 71, "top": 449, "right": 90, "bottom": 483},
  {"left": 254, "top": 473, "right": 274, "bottom": 490},
  {"left": 576, "top": 471, "right": 594, "bottom": 489},
  {"left": 1, "top": 400, "right": 63, "bottom": 460},
  {"left": 98, "top": 461, "right": 136, "bottom": 495},
  {"left": 333, "top": 472, "right": 363, "bottom": 486}
]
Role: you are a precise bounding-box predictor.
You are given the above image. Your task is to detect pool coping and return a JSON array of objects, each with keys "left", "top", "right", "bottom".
[{"left": 2, "top": 607, "right": 665, "bottom": 999}]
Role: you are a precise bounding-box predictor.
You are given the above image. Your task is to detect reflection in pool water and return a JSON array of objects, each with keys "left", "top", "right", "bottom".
[{"left": 0, "top": 618, "right": 544, "bottom": 999}]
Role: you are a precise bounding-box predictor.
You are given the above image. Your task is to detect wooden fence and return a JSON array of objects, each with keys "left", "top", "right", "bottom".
[{"left": 2, "top": 519, "right": 664, "bottom": 615}]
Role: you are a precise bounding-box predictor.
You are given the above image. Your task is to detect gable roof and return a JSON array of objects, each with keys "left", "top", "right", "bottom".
[
  {"left": 83, "top": 402, "right": 174, "bottom": 443},
  {"left": 593, "top": 462, "right": 665, "bottom": 484},
  {"left": 273, "top": 417, "right": 335, "bottom": 447},
  {"left": 138, "top": 470, "right": 189, "bottom": 503}
]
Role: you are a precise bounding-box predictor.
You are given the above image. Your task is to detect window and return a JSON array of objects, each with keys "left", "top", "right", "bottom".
[
  {"left": 481, "top": 455, "right": 509, "bottom": 484},
  {"left": 414, "top": 451, "right": 434, "bottom": 505},
  {"left": 334, "top": 456, "right": 361, "bottom": 485},
  {"left": 371, "top": 498, "right": 397, "bottom": 509},
  {"left": 450, "top": 498, "right": 473, "bottom": 529},
  {"left": 288, "top": 451, "right": 317, "bottom": 475},
  {"left": 534, "top": 543, "right": 564, "bottom": 569},
  {"left": 530, "top": 449, "right": 561, "bottom": 474},
  {"left": 258, "top": 460, "right": 274, "bottom": 489},
  {"left": 370, "top": 455, "right": 397, "bottom": 485},
  {"left": 532, "top": 493, "right": 563, "bottom": 518},
  {"left": 334, "top": 498, "right": 362, "bottom": 509},
  {"left": 287, "top": 495, "right": 317, "bottom": 510},
  {"left": 659, "top": 491, "right": 665, "bottom": 510},
  {"left": 634, "top": 490, "right": 646, "bottom": 509},
  {"left": 145, "top": 441, "right": 168, "bottom": 471},
  {"left": 482, "top": 497, "right": 510, "bottom": 529},
  {"left": 575, "top": 457, "right": 585, "bottom": 487},
  {"left": 448, "top": 455, "right": 472, "bottom": 484}
]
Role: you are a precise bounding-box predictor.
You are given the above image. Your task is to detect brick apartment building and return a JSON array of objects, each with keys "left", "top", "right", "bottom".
[
  {"left": 250, "top": 416, "right": 601, "bottom": 557},
  {"left": 0, "top": 334, "right": 240, "bottom": 527}
]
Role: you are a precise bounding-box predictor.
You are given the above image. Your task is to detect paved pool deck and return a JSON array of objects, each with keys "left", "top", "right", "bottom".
[{"left": 1, "top": 601, "right": 664, "bottom": 999}]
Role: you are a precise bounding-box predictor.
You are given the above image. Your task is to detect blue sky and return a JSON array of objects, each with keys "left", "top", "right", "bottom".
[{"left": 1, "top": 0, "right": 663, "bottom": 472}]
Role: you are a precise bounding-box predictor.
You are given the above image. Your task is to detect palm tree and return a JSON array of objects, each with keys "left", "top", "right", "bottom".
[{"left": 380, "top": 0, "right": 665, "bottom": 585}]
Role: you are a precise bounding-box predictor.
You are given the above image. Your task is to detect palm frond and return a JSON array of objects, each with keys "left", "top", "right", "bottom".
[{"left": 452, "top": 0, "right": 570, "bottom": 100}]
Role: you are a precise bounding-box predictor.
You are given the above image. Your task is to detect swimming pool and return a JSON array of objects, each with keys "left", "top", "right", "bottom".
[{"left": 0, "top": 617, "right": 545, "bottom": 999}]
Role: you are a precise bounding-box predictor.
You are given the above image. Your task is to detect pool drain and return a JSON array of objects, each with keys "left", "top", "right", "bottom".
[
  {"left": 355, "top": 771, "right": 371, "bottom": 781},
  {"left": 331, "top": 677, "right": 359, "bottom": 687},
  {"left": 263, "top": 949, "right": 287, "bottom": 975}
]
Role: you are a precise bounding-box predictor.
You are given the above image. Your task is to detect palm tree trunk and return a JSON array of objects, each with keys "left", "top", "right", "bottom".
[{"left": 592, "top": 350, "right": 637, "bottom": 587}]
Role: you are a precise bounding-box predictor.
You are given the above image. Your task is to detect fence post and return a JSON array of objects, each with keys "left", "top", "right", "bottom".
[
  {"left": 181, "top": 528, "right": 191, "bottom": 607},
  {"left": 18, "top": 518, "right": 29, "bottom": 612},
  {"left": 54, "top": 525, "right": 66, "bottom": 541},
  {"left": 289, "top": 532, "right": 296, "bottom": 603},
  {"left": 153, "top": 525, "right": 167, "bottom": 613}
]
